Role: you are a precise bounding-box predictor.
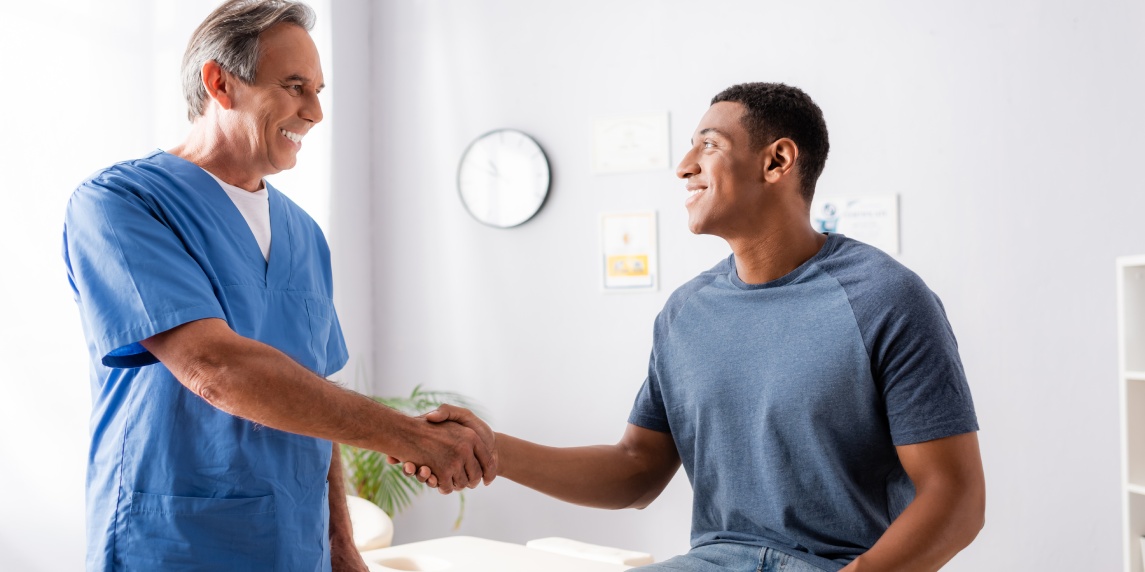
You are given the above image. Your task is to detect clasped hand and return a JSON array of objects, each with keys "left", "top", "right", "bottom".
[{"left": 388, "top": 404, "right": 497, "bottom": 494}]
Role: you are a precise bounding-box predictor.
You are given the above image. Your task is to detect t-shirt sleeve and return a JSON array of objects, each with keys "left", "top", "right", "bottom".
[
  {"left": 63, "top": 172, "right": 225, "bottom": 368},
  {"left": 628, "top": 355, "right": 670, "bottom": 433},
  {"left": 861, "top": 274, "right": 979, "bottom": 446},
  {"left": 628, "top": 313, "right": 671, "bottom": 433}
]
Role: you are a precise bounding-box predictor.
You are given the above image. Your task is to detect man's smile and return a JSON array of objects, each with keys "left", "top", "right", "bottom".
[{"left": 280, "top": 128, "right": 304, "bottom": 144}]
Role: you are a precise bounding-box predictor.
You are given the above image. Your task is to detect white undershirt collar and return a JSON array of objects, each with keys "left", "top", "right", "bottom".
[{"left": 203, "top": 170, "right": 272, "bottom": 261}]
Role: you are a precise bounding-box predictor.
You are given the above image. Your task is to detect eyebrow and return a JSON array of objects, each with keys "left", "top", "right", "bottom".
[
  {"left": 690, "top": 127, "right": 727, "bottom": 145},
  {"left": 284, "top": 73, "right": 325, "bottom": 90}
]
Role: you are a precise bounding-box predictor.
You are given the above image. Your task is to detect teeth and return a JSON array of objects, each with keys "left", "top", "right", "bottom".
[{"left": 280, "top": 129, "right": 303, "bottom": 143}]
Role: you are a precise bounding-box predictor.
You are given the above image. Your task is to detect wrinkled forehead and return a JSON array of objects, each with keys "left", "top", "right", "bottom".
[{"left": 256, "top": 23, "right": 324, "bottom": 84}]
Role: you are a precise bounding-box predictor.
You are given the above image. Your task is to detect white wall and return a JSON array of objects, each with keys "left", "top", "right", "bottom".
[
  {"left": 5, "top": 1, "right": 1142, "bottom": 570},
  {"left": 354, "top": 1, "right": 1145, "bottom": 570},
  {"left": 0, "top": 4, "right": 200, "bottom": 569},
  {"left": 327, "top": 0, "right": 377, "bottom": 393}
]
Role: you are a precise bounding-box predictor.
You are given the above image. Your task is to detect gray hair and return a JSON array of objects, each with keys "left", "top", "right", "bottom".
[{"left": 181, "top": 0, "right": 316, "bottom": 121}]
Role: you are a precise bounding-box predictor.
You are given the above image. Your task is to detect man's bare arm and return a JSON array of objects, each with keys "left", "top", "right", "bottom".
[
  {"left": 414, "top": 406, "right": 680, "bottom": 509},
  {"left": 327, "top": 443, "right": 368, "bottom": 572},
  {"left": 140, "top": 317, "right": 496, "bottom": 490},
  {"left": 496, "top": 424, "right": 681, "bottom": 509},
  {"left": 840, "top": 432, "right": 985, "bottom": 571}
]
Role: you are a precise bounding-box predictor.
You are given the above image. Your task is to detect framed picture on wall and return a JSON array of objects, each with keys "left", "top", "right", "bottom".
[
  {"left": 599, "top": 211, "right": 658, "bottom": 292},
  {"left": 809, "top": 194, "right": 900, "bottom": 255},
  {"left": 592, "top": 113, "right": 671, "bottom": 174}
]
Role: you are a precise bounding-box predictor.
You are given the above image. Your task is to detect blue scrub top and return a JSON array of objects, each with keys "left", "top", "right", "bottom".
[{"left": 63, "top": 150, "right": 349, "bottom": 571}]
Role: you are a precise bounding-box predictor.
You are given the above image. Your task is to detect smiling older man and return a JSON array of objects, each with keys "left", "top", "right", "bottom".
[{"left": 62, "top": 1, "right": 495, "bottom": 570}]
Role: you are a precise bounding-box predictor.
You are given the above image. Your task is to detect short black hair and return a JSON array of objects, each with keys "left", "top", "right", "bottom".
[{"left": 711, "top": 82, "right": 829, "bottom": 203}]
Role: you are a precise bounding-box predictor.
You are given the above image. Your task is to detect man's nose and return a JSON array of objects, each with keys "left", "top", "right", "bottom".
[
  {"left": 676, "top": 148, "right": 698, "bottom": 179},
  {"left": 301, "top": 92, "right": 323, "bottom": 125}
]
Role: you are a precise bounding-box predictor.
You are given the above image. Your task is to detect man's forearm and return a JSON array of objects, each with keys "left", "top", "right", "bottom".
[
  {"left": 497, "top": 427, "right": 679, "bottom": 510},
  {"left": 168, "top": 328, "right": 417, "bottom": 453},
  {"left": 841, "top": 487, "right": 983, "bottom": 571},
  {"left": 328, "top": 443, "right": 353, "bottom": 545},
  {"left": 842, "top": 433, "right": 985, "bottom": 572},
  {"left": 141, "top": 318, "right": 493, "bottom": 488},
  {"left": 328, "top": 443, "right": 368, "bottom": 571}
]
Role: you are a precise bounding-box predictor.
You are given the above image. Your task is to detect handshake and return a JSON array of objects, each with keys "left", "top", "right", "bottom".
[
  {"left": 375, "top": 399, "right": 682, "bottom": 514},
  {"left": 388, "top": 404, "right": 497, "bottom": 494}
]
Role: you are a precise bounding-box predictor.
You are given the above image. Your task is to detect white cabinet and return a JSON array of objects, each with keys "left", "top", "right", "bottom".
[{"left": 1119, "top": 256, "right": 1145, "bottom": 572}]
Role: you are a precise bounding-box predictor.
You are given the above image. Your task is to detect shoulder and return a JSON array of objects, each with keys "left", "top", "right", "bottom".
[
  {"left": 81, "top": 150, "right": 173, "bottom": 187},
  {"left": 819, "top": 236, "right": 957, "bottom": 362},
  {"left": 657, "top": 256, "right": 733, "bottom": 327},
  {"left": 67, "top": 153, "right": 163, "bottom": 222},
  {"left": 819, "top": 235, "right": 937, "bottom": 310},
  {"left": 71, "top": 150, "right": 185, "bottom": 207}
]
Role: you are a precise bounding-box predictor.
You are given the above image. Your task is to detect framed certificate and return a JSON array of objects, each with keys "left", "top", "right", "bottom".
[{"left": 599, "top": 211, "right": 658, "bottom": 291}]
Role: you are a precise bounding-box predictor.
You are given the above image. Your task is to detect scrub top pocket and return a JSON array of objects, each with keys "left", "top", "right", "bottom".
[
  {"left": 120, "top": 491, "right": 277, "bottom": 571},
  {"left": 304, "top": 298, "right": 335, "bottom": 375}
]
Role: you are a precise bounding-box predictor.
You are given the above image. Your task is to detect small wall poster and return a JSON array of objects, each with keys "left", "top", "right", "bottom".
[
  {"left": 809, "top": 194, "right": 900, "bottom": 255},
  {"left": 600, "top": 211, "right": 658, "bottom": 291},
  {"left": 592, "top": 112, "right": 670, "bottom": 174}
]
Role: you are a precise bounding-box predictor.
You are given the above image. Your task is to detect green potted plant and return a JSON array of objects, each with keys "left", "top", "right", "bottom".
[{"left": 340, "top": 384, "right": 479, "bottom": 528}]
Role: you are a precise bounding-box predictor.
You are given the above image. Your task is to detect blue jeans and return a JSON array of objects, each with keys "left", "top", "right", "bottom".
[{"left": 633, "top": 543, "right": 834, "bottom": 572}]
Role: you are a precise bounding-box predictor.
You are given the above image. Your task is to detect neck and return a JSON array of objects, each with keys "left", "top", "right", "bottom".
[
  {"left": 169, "top": 121, "right": 263, "bottom": 192},
  {"left": 726, "top": 215, "right": 827, "bottom": 285}
]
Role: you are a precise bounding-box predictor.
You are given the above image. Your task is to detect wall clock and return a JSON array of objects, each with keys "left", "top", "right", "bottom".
[{"left": 457, "top": 129, "right": 551, "bottom": 228}]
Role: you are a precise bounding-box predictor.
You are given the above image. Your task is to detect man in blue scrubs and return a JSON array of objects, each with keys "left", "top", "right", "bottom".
[
  {"left": 62, "top": 2, "right": 495, "bottom": 570},
  {"left": 419, "top": 83, "right": 985, "bottom": 571}
]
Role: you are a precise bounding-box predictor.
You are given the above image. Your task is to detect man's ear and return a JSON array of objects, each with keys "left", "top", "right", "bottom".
[
  {"left": 201, "top": 60, "right": 235, "bottom": 110},
  {"left": 762, "top": 137, "right": 799, "bottom": 184}
]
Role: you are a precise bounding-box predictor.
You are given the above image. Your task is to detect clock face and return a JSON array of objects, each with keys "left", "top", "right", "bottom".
[{"left": 457, "top": 129, "right": 551, "bottom": 228}]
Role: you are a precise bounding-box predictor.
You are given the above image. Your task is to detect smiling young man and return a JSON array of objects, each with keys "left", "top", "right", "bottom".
[
  {"left": 417, "top": 82, "right": 985, "bottom": 571},
  {"left": 62, "top": 2, "right": 495, "bottom": 570}
]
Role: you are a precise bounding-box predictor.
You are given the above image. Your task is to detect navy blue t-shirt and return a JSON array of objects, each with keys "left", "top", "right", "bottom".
[{"left": 628, "top": 233, "right": 978, "bottom": 571}]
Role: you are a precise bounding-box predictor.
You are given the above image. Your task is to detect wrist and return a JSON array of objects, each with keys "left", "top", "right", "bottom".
[
  {"left": 493, "top": 432, "right": 515, "bottom": 480},
  {"left": 371, "top": 406, "right": 421, "bottom": 460}
]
